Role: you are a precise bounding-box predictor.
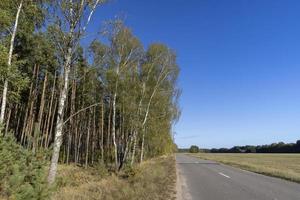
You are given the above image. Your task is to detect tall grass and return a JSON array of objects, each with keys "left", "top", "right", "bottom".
[
  {"left": 191, "top": 153, "right": 300, "bottom": 183},
  {"left": 53, "top": 156, "right": 176, "bottom": 200}
]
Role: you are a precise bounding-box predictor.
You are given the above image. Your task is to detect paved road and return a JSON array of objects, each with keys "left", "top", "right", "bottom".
[{"left": 176, "top": 154, "right": 300, "bottom": 200}]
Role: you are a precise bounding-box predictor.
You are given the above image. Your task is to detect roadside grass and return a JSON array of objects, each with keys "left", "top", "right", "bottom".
[
  {"left": 53, "top": 155, "right": 176, "bottom": 200},
  {"left": 189, "top": 153, "right": 300, "bottom": 183}
]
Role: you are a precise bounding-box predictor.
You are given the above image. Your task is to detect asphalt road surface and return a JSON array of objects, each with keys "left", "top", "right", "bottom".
[{"left": 176, "top": 154, "right": 300, "bottom": 200}]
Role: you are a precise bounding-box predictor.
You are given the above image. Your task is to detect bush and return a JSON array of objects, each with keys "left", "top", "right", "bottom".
[
  {"left": 0, "top": 135, "right": 50, "bottom": 200},
  {"left": 189, "top": 145, "right": 200, "bottom": 153}
]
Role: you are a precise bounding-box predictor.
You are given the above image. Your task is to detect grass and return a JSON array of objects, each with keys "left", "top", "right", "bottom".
[
  {"left": 189, "top": 153, "right": 300, "bottom": 183},
  {"left": 53, "top": 155, "right": 176, "bottom": 200}
]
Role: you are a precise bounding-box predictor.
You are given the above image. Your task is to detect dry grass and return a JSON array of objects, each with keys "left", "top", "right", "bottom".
[
  {"left": 53, "top": 155, "right": 176, "bottom": 200},
  {"left": 190, "top": 153, "right": 300, "bottom": 183}
]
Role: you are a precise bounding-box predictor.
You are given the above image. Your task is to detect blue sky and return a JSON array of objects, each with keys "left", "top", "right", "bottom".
[{"left": 88, "top": 0, "right": 300, "bottom": 148}]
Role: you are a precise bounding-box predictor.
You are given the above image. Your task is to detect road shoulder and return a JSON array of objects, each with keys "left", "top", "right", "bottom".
[{"left": 176, "top": 156, "right": 192, "bottom": 200}]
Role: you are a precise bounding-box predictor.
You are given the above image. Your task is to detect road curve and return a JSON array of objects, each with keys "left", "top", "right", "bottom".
[{"left": 176, "top": 154, "right": 300, "bottom": 200}]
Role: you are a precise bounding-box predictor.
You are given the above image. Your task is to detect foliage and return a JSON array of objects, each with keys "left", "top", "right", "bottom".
[
  {"left": 189, "top": 145, "right": 200, "bottom": 153},
  {"left": 0, "top": 0, "right": 45, "bottom": 106},
  {"left": 0, "top": 135, "right": 50, "bottom": 200},
  {"left": 210, "top": 140, "right": 300, "bottom": 153},
  {"left": 0, "top": 0, "right": 45, "bottom": 40}
]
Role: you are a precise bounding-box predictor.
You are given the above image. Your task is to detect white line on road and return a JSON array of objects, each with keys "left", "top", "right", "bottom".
[{"left": 218, "top": 172, "right": 230, "bottom": 178}]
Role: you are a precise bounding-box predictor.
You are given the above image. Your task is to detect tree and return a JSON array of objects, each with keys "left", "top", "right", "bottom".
[
  {"left": 47, "top": 0, "right": 104, "bottom": 184},
  {"left": 189, "top": 145, "right": 200, "bottom": 153},
  {"left": 132, "top": 44, "right": 180, "bottom": 162}
]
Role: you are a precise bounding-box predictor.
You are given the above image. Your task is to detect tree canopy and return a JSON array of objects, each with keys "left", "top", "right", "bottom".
[{"left": 0, "top": 0, "right": 181, "bottom": 192}]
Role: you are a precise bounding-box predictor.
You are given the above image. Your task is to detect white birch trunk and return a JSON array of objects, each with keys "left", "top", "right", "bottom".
[
  {"left": 111, "top": 56, "right": 120, "bottom": 169},
  {"left": 131, "top": 130, "right": 137, "bottom": 166},
  {"left": 138, "top": 66, "right": 170, "bottom": 162},
  {"left": 0, "top": 0, "right": 23, "bottom": 124},
  {"left": 140, "top": 129, "right": 145, "bottom": 163},
  {"left": 47, "top": 0, "right": 102, "bottom": 183},
  {"left": 112, "top": 87, "right": 119, "bottom": 170},
  {"left": 47, "top": 46, "right": 72, "bottom": 184}
]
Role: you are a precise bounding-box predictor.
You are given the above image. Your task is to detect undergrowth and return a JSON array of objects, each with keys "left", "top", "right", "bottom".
[
  {"left": 54, "top": 155, "right": 176, "bottom": 200},
  {"left": 0, "top": 135, "right": 50, "bottom": 200}
]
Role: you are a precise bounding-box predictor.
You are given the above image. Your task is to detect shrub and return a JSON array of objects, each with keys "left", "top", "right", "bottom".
[{"left": 0, "top": 135, "right": 50, "bottom": 200}]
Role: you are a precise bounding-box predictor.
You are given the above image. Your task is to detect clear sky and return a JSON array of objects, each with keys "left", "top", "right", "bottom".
[{"left": 88, "top": 0, "right": 300, "bottom": 148}]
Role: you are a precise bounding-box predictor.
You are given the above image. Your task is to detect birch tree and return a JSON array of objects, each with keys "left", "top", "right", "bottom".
[
  {"left": 138, "top": 44, "right": 180, "bottom": 162},
  {"left": 100, "top": 21, "right": 143, "bottom": 169},
  {"left": 47, "top": 0, "right": 104, "bottom": 184}
]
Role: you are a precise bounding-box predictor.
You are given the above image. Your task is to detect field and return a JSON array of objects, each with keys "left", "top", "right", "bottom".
[
  {"left": 53, "top": 155, "right": 176, "bottom": 200},
  {"left": 189, "top": 153, "right": 300, "bottom": 183}
]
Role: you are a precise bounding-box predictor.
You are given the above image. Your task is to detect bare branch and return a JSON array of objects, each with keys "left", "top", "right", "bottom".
[{"left": 63, "top": 102, "right": 101, "bottom": 126}]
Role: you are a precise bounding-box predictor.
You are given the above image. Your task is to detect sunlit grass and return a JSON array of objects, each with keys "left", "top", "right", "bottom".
[
  {"left": 190, "top": 153, "right": 300, "bottom": 183},
  {"left": 53, "top": 156, "right": 176, "bottom": 200}
]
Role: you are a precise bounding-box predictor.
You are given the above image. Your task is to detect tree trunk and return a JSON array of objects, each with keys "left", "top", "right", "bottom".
[
  {"left": 47, "top": 97, "right": 58, "bottom": 148},
  {"left": 119, "top": 129, "right": 132, "bottom": 170},
  {"left": 21, "top": 64, "right": 37, "bottom": 144},
  {"left": 5, "top": 107, "right": 11, "bottom": 135},
  {"left": 85, "top": 110, "right": 91, "bottom": 168},
  {"left": 25, "top": 64, "right": 40, "bottom": 149},
  {"left": 37, "top": 72, "right": 47, "bottom": 148},
  {"left": 112, "top": 91, "right": 118, "bottom": 170},
  {"left": 76, "top": 129, "right": 83, "bottom": 164},
  {"left": 15, "top": 105, "right": 21, "bottom": 136},
  {"left": 140, "top": 129, "right": 145, "bottom": 163},
  {"left": 48, "top": 46, "right": 72, "bottom": 184},
  {"left": 100, "top": 100, "right": 104, "bottom": 162},
  {"left": 67, "top": 79, "right": 76, "bottom": 164},
  {"left": 131, "top": 130, "right": 137, "bottom": 166},
  {"left": 37, "top": 72, "right": 47, "bottom": 131},
  {"left": 44, "top": 72, "right": 56, "bottom": 148},
  {"left": 107, "top": 100, "right": 112, "bottom": 158},
  {"left": 91, "top": 107, "right": 96, "bottom": 164}
]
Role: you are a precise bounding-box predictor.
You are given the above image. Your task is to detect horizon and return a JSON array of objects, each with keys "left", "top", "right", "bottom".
[{"left": 176, "top": 137, "right": 300, "bottom": 149}]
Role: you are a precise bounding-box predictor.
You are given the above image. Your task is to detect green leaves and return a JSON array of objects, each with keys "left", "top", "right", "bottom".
[
  {"left": 0, "top": 45, "right": 8, "bottom": 70},
  {"left": 90, "top": 22, "right": 180, "bottom": 160}
]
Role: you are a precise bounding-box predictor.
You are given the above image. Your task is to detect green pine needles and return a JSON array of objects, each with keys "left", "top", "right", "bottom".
[{"left": 0, "top": 134, "right": 50, "bottom": 200}]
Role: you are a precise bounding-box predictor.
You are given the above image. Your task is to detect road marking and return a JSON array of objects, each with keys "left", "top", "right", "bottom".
[{"left": 218, "top": 172, "right": 230, "bottom": 178}]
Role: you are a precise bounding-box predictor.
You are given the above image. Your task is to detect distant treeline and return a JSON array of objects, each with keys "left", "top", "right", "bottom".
[
  {"left": 179, "top": 140, "right": 300, "bottom": 153},
  {"left": 177, "top": 147, "right": 209, "bottom": 153}
]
